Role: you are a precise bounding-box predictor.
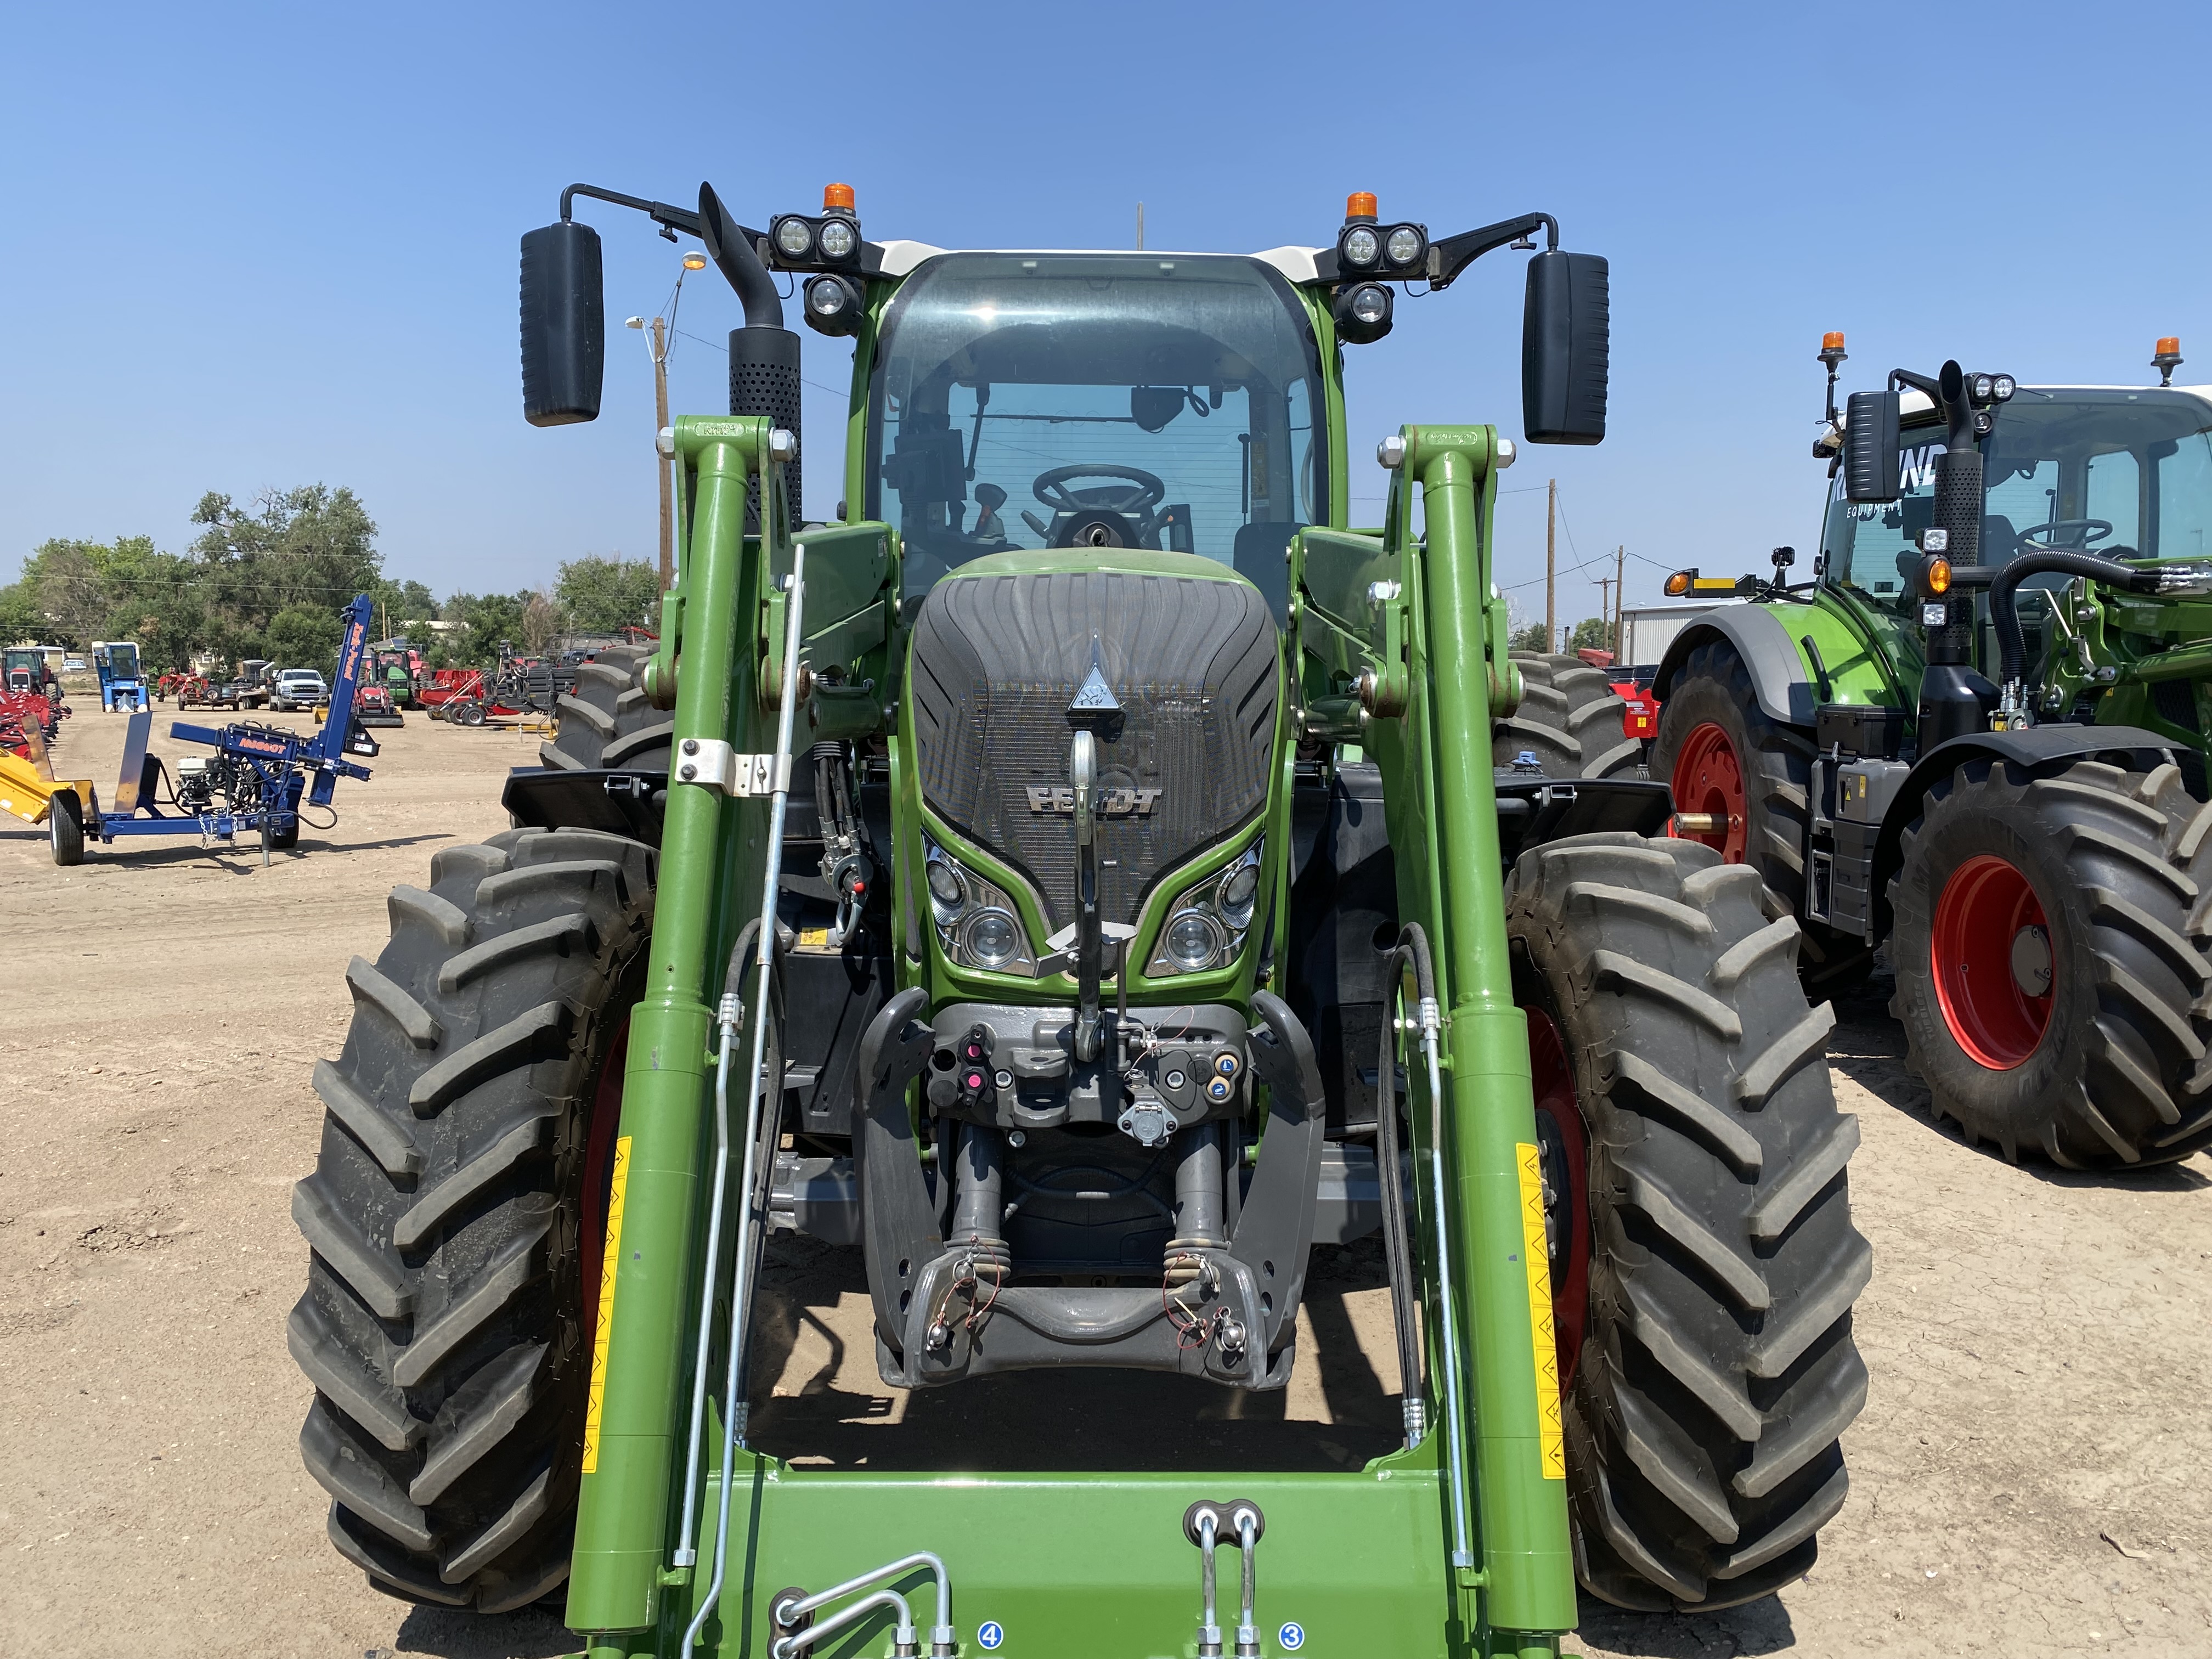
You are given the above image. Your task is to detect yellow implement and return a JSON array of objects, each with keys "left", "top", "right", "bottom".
[{"left": 0, "top": 722, "right": 95, "bottom": 827}]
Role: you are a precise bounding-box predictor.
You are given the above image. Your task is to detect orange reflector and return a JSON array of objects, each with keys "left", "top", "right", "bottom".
[
  {"left": 1664, "top": 571, "right": 1691, "bottom": 597},
  {"left": 823, "top": 182, "right": 855, "bottom": 211},
  {"left": 2157, "top": 336, "right": 2182, "bottom": 357},
  {"left": 1926, "top": 557, "right": 1953, "bottom": 595},
  {"left": 1346, "top": 191, "right": 1378, "bottom": 219},
  {"left": 1822, "top": 331, "right": 1846, "bottom": 351}
]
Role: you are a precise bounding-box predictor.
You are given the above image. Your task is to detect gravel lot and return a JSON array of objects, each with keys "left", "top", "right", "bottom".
[{"left": 2, "top": 711, "right": 2205, "bottom": 1658}]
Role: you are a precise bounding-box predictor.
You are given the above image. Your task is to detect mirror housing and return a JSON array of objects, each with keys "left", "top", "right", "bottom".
[
  {"left": 521, "top": 221, "right": 605, "bottom": 426},
  {"left": 1842, "top": 390, "right": 1900, "bottom": 501},
  {"left": 1522, "top": 250, "right": 1609, "bottom": 445}
]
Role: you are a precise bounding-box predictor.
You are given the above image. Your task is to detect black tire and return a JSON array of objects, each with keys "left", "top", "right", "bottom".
[
  {"left": 1888, "top": 758, "right": 2212, "bottom": 1166},
  {"left": 452, "top": 701, "right": 487, "bottom": 729},
  {"left": 1506, "top": 832, "right": 1869, "bottom": 1611},
  {"left": 50, "top": 789, "right": 84, "bottom": 866},
  {"left": 1651, "top": 639, "right": 1871, "bottom": 994},
  {"left": 1498, "top": 652, "right": 1642, "bottom": 778},
  {"left": 290, "top": 826, "right": 657, "bottom": 1611},
  {"left": 540, "top": 646, "right": 670, "bottom": 772}
]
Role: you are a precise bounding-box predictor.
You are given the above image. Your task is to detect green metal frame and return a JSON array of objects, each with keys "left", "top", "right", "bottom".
[{"left": 565, "top": 319, "right": 1577, "bottom": 1654}]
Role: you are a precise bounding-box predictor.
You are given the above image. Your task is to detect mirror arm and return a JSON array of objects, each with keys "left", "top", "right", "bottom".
[
  {"left": 558, "top": 182, "right": 713, "bottom": 242},
  {"left": 1428, "top": 212, "right": 1558, "bottom": 290}
]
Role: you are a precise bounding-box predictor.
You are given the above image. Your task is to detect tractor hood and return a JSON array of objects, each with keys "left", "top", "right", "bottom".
[{"left": 907, "top": 551, "right": 1278, "bottom": 930}]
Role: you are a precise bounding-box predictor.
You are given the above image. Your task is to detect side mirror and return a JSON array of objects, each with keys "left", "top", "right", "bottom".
[
  {"left": 521, "top": 221, "right": 605, "bottom": 426},
  {"left": 1843, "top": 390, "right": 1900, "bottom": 501},
  {"left": 1522, "top": 250, "right": 1609, "bottom": 445}
]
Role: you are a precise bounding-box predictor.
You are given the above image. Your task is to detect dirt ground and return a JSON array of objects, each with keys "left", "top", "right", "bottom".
[{"left": 2, "top": 710, "right": 2207, "bottom": 1659}]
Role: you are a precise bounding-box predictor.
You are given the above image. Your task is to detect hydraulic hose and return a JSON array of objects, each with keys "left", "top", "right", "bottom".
[
  {"left": 1375, "top": 944, "right": 1425, "bottom": 1449},
  {"left": 1989, "top": 551, "right": 2161, "bottom": 688}
]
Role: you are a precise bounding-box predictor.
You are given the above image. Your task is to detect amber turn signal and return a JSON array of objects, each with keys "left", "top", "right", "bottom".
[{"left": 1664, "top": 570, "right": 1692, "bottom": 597}]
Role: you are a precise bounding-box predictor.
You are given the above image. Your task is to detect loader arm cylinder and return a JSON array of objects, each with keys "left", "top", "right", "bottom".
[
  {"left": 1408, "top": 429, "right": 1577, "bottom": 1639},
  {"left": 570, "top": 426, "right": 770, "bottom": 1642}
]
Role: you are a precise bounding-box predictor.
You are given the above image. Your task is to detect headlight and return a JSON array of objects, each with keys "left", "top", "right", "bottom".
[
  {"left": 923, "top": 839, "right": 1037, "bottom": 975},
  {"left": 1350, "top": 285, "right": 1390, "bottom": 324},
  {"left": 1165, "top": 910, "right": 1225, "bottom": 972},
  {"left": 1342, "top": 225, "right": 1380, "bottom": 268},
  {"left": 1216, "top": 860, "right": 1260, "bottom": 928},
  {"left": 961, "top": 909, "right": 1022, "bottom": 969},
  {"left": 774, "top": 216, "right": 815, "bottom": 259},
  {"left": 816, "top": 218, "right": 857, "bottom": 260},
  {"left": 1993, "top": 374, "right": 2016, "bottom": 401},
  {"left": 1146, "top": 840, "right": 1264, "bottom": 977},
  {"left": 803, "top": 274, "right": 864, "bottom": 338},
  {"left": 926, "top": 854, "right": 967, "bottom": 922},
  {"left": 1384, "top": 224, "right": 1425, "bottom": 268}
]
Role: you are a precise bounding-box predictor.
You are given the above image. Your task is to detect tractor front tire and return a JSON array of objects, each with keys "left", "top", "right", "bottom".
[
  {"left": 1507, "top": 832, "right": 1870, "bottom": 1611},
  {"left": 541, "top": 646, "right": 670, "bottom": 774},
  {"left": 1498, "top": 652, "right": 1643, "bottom": 779},
  {"left": 1652, "top": 639, "right": 1871, "bottom": 994},
  {"left": 289, "top": 827, "right": 656, "bottom": 1611},
  {"left": 1888, "top": 758, "right": 2212, "bottom": 1166}
]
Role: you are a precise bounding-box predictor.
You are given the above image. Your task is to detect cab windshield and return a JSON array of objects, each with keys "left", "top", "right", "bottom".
[
  {"left": 866, "top": 252, "right": 1328, "bottom": 612},
  {"left": 1822, "top": 389, "right": 2212, "bottom": 622},
  {"left": 99, "top": 644, "right": 140, "bottom": 676}
]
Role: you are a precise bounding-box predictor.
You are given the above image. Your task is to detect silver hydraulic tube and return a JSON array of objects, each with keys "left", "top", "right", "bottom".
[
  {"left": 772, "top": 1588, "right": 916, "bottom": 1659},
  {"left": 670, "top": 988, "right": 743, "bottom": 1570},
  {"left": 774, "top": 1551, "right": 954, "bottom": 1657},
  {"left": 684, "top": 480, "right": 808, "bottom": 1652},
  {"left": 1232, "top": 1505, "right": 1261, "bottom": 1659},
  {"left": 1420, "top": 992, "right": 1475, "bottom": 1569}
]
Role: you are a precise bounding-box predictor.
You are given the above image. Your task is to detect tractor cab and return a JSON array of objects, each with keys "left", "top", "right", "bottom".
[
  {"left": 870, "top": 251, "right": 1329, "bottom": 621},
  {"left": 3, "top": 647, "right": 47, "bottom": 696},
  {"left": 92, "top": 641, "right": 148, "bottom": 713}
]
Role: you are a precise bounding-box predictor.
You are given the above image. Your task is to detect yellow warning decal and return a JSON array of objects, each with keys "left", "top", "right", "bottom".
[
  {"left": 581, "top": 1134, "right": 632, "bottom": 1475},
  {"left": 1516, "top": 1141, "right": 1567, "bottom": 1480}
]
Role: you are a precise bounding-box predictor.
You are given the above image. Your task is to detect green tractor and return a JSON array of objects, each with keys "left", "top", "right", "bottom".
[
  {"left": 288, "top": 181, "right": 1870, "bottom": 1656},
  {"left": 1652, "top": 333, "right": 2212, "bottom": 1169}
]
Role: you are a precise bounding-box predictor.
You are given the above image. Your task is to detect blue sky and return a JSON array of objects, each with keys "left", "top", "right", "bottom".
[{"left": 3, "top": 1, "right": 2205, "bottom": 626}]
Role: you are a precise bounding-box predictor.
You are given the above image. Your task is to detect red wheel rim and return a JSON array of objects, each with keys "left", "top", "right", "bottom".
[
  {"left": 1931, "top": 854, "right": 2053, "bottom": 1069},
  {"left": 1525, "top": 1007, "right": 1593, "bottom": 1390},
  {"left": 1669, "top": 721, "right": 1748, "bottom": 862},
  {"left": 578, "top": 1015, "right": 631, "bottom": 1340}
]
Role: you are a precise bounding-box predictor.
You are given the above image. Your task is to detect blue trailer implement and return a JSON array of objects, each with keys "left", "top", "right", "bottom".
[{"left": 53, "top": 596, "right": 379, "bottom": 866}]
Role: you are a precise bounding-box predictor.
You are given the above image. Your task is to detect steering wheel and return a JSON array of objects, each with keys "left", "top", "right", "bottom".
[
  {"left": 1032, "top": 464, "right": 1167, "bottom": 517},
  {"left": 2014, "top": 518, "right": 2114, "bottom": 550}
]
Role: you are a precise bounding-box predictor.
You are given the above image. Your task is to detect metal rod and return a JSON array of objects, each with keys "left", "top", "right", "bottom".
[
  {"left": 670, "top": 989, "right": 741, "bottom": 1570},
  {"left": 684, "top": 466, "right": 808, "bottom": 1655},
  {"left": 1421, "top": 991, "right": 1476, "bottom": 1568},
  {"left": 1197, "top": 1512, "right": 1222, "bottom": 1658},
  {"left": 1233, "top": 1509, "right": 1259, "bottom": 1659}
]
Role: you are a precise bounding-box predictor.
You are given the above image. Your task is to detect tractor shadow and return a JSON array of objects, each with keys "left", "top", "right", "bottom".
[
  {"left": 1820, "top": 966, "right": 2209, "bottom": 1193},
  {"left": 746, "top": 1232, "right": 1402, "bottom": 1474},
  {"left": 1574, "top": 1592, "right": 1796, "bottom": 1656},
  {"left": 390, "top": 1605, "right": 575, "bottom": 1659}
]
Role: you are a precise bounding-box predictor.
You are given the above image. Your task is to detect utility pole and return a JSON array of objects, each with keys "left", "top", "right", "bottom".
[
  {"left": 1595, "top": 576, "right": 1613, "bottom": 658},
  {"left": 1545, "top": 478, "right": 1558, "bottom": 653},
  {"left": 1613, "top": 543, "right": 1627, "bottom": 659},
  {"left": 653, "top": 317, "right": 673, "bottom": 594}
]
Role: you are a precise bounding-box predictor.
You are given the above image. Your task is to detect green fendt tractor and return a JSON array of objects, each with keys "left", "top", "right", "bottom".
[
  {"left": 1653, "top": 334, "right": 2212, "bottom": 1169},
  {"left": 289, "top": 180, "right": 1871, "bottom": 1657}
]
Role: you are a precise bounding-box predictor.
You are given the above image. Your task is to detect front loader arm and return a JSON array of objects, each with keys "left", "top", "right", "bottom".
[{"left": 1292, "top": 425, "right": 1577, "bottom": 1646}]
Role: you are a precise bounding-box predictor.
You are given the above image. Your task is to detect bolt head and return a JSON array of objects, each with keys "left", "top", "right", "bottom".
[
  {"left": 1376, "top": 434, "right": 1407, "bottom": 470},
  {"left": 769, "top": 428, "right": 799, "bottom": 461}
]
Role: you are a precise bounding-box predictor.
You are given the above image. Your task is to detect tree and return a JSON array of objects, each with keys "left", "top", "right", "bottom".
[
  {"left": 19, "top": 539, "right": 111, "bottom": 645},
  {"left": 190, "top": 484, "right": 382, "bottom": 635},
  {"left": 520, "top": 589, "right": 563, "bottom": 654},
  {"left": 1508, "top": 620, "right": 1552, "bottom": 654},
  {"left": 0, "top": 580, "right": 41, "bottom": 645},
  {"left": 264, "top": 603, "right": 346, "bottom": 678},
  {"left": 447, "top": 591, "right": 528, "bottom": 666},
  {"left": 1568, "top": 616, "right": 1611, "bottom": 653},
  {"left": 373, "top": 578, "right": 438, "bottom": 632},
  {"left": 556, "top": 555, "right": 660, "bottom": 634}
]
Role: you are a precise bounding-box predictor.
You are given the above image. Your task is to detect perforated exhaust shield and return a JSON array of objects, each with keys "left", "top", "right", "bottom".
[{"left": 909, "top": 565, "right": 1277, "bottom": 929}]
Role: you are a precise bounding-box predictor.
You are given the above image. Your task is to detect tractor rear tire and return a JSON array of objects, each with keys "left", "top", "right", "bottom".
[
  {"left": 289, "top": 827, "right": 657, "bottom": 1611},
  {"left": 1651, "top": 639, "right": 1872, "bottom": 994},
  {"left": 1506, "top": 832, "right": 1869, "bottom": 1611},
  {"left": 50, "top": 790, "right": 84, "bottom": 866},
  {"left": 540, "top": 646, "right": 671, "bottom": 774},
  {"left": 1498, "top": 652, "right": 1642, "bottom": 778},
  {"left": 1888, "top": 758, "right": 2212, "bottom": 1166}
]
